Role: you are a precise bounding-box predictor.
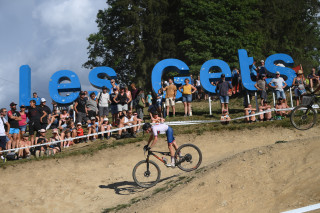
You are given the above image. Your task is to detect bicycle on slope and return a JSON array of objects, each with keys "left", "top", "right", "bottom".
[
  {"left": 132, "top": 144, "right": 202, "bottom": 188},
  {"left": 290, "top": 94, "right": 320, "bottom": 130}
]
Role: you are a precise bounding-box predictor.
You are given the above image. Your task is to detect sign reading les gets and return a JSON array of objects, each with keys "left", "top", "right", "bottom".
[{"left": 19, "top": 49, "right": 296, "bottom": 106}]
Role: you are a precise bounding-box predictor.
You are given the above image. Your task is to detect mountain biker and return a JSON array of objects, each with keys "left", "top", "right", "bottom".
[{"left": 143, "top": 123, "right": 179, "bottom": 167}]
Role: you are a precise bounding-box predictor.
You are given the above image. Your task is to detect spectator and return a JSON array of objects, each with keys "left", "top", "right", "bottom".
[
  {"left": 27, "top": 100, "right": 46, "bottom": 146},
  {"left": 148, "top": 103, "right": 158, "bottom": 118},
  {"left": 74, "top": 91, "right": 88, "bottom": 124},
  {"left": 18, "top": 133, "right": 31, "bottom": 159},
  {"left": 220, "top": 109, "right": 231, "bottom": 125},
  {"left": 97, "top": 86, "right": 110, "bottom": 123},
  {"left": 147, "top": 92, "right": 152, "bottom": 106},
  {"left": 190, "top": 74, "right": 195, "bottom": 86},
  {"left": 114, "top": 87, "right": 128, "bottom": 116},
  {"left": 63, "top": 129, "right": 73, "bottom": 148},
  {"left": 19, "top": 105, "right": 27, "bottom": 140},
  {"left": 195, "top": 76, "right": 202, "bottom": 100},
  {"left": 275, "top": 98, "right": 287, "bottom": 119},
  {"left": 244, "top": 104, "right": 256, "bottom": 123},
  {"left": 84, "top": 91, "right": 89, "bottom": 100},
  {"left": 163, "top": 79, "right": 177, "bottom": 118},
  {"left": 156, "top": 89, "right": 163, "bottom": 117},
  {"left": 39, "top": 98, "right": 52, "bottom": 130},
  {"left": 110, "top": 88, "right": 118, "bottom": 126},
  {"left": 130, "top": 83, "right": 139, "bottom": 111},
  {"left": 268, "top": 71, "right": 287, "bottom": 102},
  {"left": 215, "top": 74, "right": 233, "bottom": 113},
  {"left": 258, "top": 60, "right": 267, "bottom": 77},
  {"left": 48, "top": 109, "right": 60, "bottom": 129},
  {"left": 231, "top": 68, "right": 240, "bottom": 94},
  {"left": 136, "top": 88, "right": 145, "bottom": 120},
  {"left": 151, "top": 112, "right": 165, "bottom": 123},
  {"left": 110, "top": 79, "right": 120, "bottom": 93},
  {"left": 293, "top": 70, "right": 306, "bottom": 106},
  {"left": 0, "top": 108, "right": 9, "bottom": 162},
  {"left": 254, "top": 74, "right": 268, "bottom": 106},
  {"left": 133, "top": 112, "right": 142, "bottom": 132},
  {"left": 58, "top": 109, "right": 70, "bottom": 128},
  {"left": 87, "top": 92, "right": 98, "bottom": 122},
  {"left": 48, "top": 129, "right": 62, "bottom": 154},
  {"left": 117, "top": 111, "right": 137, "bottom": 139},
  {"left": 124, "top": 86, "right": 132, "bottom": 113},
  {"left": 7, "top": 102, "right": 21, "bottom": 149},
  {"left": 249, "top": 60, "right": 258, "bottom": 81},
  {"left": 308, "top": 67, "right": 319, "bottom": 92},
  {"left": 76, "top": 123, "right": 84, "bottom": 143},
  {"left": 33, "top": 92, "right": 38, "bottom": 99},
  {"left": 259, "top": 100, "right": 272, "bottom": 121},
  {"left": 179, "top": 78, "right": 197, "bottom": 117},
  {"left": 35, "top": 129, "right": 47, "bottom": 158},
  {"left": 100, "top": 118, "right": 112, "bottom": 140},
  {"left": 87, "top": 117, "right": 99, "bottom": 141}
]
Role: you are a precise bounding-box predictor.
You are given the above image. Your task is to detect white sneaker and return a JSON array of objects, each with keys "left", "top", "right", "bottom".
[{"left": 166, "top": 163, "right": 176, "bottom": 168}]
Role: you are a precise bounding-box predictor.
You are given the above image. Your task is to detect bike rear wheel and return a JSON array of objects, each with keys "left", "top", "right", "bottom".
[
  {"left": 132, "top": 160, "right": 161, "bottom": 188},
  {"left": 290, "top": 105, "right": 317, "bottom": 130},
  {"left": 175, "top": 144, "right": 202, "bottom": 172}
]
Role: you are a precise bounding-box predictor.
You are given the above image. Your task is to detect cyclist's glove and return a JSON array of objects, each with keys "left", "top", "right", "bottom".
[{"left": 143, "top": 145, "right": 150, "bottom": 151}]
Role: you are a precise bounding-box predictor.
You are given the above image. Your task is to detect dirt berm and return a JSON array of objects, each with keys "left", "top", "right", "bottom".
[{"left": 0, "top": 126, "right": 319, "bottom": 213}]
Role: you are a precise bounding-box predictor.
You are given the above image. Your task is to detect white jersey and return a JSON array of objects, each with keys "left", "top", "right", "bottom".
[
  {"left": 97, "top": 92, "right": 110, "bottom": 107},
  {"left": 124, "top": 116, "right": 134, "bottom": 124},
  {"left": 0, "top": 116, "right": 7, "bottom": 136},
  {"left": 151, "top": 123, "right": 169, "bottom": 137}
]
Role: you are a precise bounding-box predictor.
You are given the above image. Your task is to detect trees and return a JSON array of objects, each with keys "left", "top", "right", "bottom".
[{"left": 84, "top": 0, "right": 320, "bottom": 88}]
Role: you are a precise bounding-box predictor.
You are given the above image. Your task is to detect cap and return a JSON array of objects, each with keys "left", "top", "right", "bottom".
[
  {"left": 102, "top": 86, "right": 107, "bottom": 90},
  {"left": 103, "top": 118, "right": 109, "bottom": 121},
  {"left": 91, "top": 117, "right": 96, "bottom": 120},
  {"left": 10, "top": 102, "right": 17, "bottom": 107},
  {"left": 39, "top": 129, "right": 46, "bottom": 133},
  {"left": 41, "top": 98, "right": 46, "bottom": 102},
  {"left": 20, "top": 105, "right": 26, "bottom": 108},
  {"left": 260, "top": 60, "right": 265, "bottom": 63},
  {"left": 221, "top": 74, "right": 225, "bottom": 78},
  {"left": 276, "top": 71, "right": 280, "bottom": 75},
  {"left": 80, "top": 91, "right": 85, "bottom": 95},
  {"left": 77, "top": 122, "right": 82, "bottom": 126},
  {"left": 22, "top": 133, "right": 29, "bottom": 137},
  {"left": 52, "top": 129, "right": 59, "bottom": 133}
]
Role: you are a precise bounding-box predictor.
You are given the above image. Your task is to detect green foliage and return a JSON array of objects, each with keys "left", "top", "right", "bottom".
[{"left": 84, "top": 0, "right": 320, "bottom": 87}]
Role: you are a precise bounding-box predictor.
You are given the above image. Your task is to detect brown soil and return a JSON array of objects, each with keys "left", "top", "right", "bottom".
[{"left": 0, "top": 126, "right": 320, "bottom": 213}]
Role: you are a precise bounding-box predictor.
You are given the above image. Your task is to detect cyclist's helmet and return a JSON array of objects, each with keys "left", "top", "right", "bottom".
[{"left": 142, "top": 123, "right": 152, "bottom": 131}]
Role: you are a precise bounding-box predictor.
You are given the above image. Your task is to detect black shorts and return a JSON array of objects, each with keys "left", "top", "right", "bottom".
[
  {"left": 87, "top": 110, "right": 96, "bottom": 119},
  {"left": 29, "top": 122, "right": 41, "bottom": 136},
  {"left": 0, "top": 136, "right": 7, "bottom": 149},
  {"left": 41, "top": 123, "right": 48, "bottom": 130}
]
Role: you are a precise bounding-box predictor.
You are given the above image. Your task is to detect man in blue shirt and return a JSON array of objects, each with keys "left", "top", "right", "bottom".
[{"left": 250, "top": 61, "right": 258, "bottom": 81}]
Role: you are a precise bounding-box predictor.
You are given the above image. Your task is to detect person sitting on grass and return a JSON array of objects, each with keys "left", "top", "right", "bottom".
[
  {"left": 143, "top": 122, "right": 179, "bottom": 167},
  {"left": 244, "top": 104, "right": 256, "bottom": 123},
  {"left": 49, "top": 129, "right": 62, "bottom": 154},
  {"left": 63, "top": 129, "right": 74, "bottom": 148},
  {"left": 275, "top": 97, "right": 289, "bottom": 119},
  {"left": 100, "top": 118, "right": 112, "bottom": 140},
  {"left": 18, "top": 133, "right": 31, "bottom": 159},
  {"left": 133, "top": 112, "right": 142, "bottom": 132},
  {"left": 35, "top": 129, "right": 47, "bottom": 158},
  {"left": 58, "top": 109, "right": 69, "bottom": 128},
  {"left": 87, "top": 117, "right": 99, "bottom": 141},
  {"left": 220, "top": 109, "right": 231, "bottom": 125},
  {"left": 258, "top": 100, "right": 272, "bottom": 121},
  {"left": 76, "top": 123, "right": 84, "bottom": 143},
  {"left": 151, "top": 112, "right": 165, "bottom": 124},
  {"left": 116, "top": 111, "right": 137, "bottom": 139}
]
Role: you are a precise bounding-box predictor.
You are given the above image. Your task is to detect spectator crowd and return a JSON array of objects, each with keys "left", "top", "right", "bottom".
[{"left": 0, "top": 62, "right": 319, "bottom": 162}]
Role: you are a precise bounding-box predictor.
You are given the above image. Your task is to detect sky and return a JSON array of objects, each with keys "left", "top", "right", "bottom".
[{"left": 0, "top": 0, "right": 107, "bottom": 108}]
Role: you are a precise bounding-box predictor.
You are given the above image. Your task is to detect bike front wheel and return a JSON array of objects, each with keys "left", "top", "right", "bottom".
[
  {"left": 175, "top": 144, "right": 202, "bottom": 172},
  {"left": 290, "top": 105, "right": 317, "bottom": 130},
  {"left": 132, "top": 160, "right": 161, "bottom": 188}
]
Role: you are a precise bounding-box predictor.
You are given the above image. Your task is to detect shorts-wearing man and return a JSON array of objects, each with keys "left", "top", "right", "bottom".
[
  {"left": 74, "top": 91, "right": 88, "bottom": 124},
  {"left": 163, "top": 79, "right": 177, "bottom": 118},
  {"left": 7, "top": 102, "right": 21, "bottom": 149},
  {"left": 97, "top": 86, "right": 110, "bottom": 123},
  {"left": 39, "top": 98, "right": 52, "bottom": 129},
  {"left": 215, "top": 74, "right": 233, "bottom": 113},
  {"left": 0, "top": 108, "right": 10, "bottom": 162},
  {"left": 143, "top": 123, "right": 179, "bottom": 167},
  {"left": 268, "top": 71, "right": 287, "bottom": 101},
  {"left": 28, "top": 100, "right": 47, "bottom": 146}
]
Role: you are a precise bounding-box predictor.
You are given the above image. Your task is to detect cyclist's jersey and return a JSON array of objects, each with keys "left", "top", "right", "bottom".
[{"left": 152, "top": 123, "right": 169, "bottom": 137}]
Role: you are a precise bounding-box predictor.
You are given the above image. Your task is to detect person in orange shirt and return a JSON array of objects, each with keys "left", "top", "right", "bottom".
[
  {"left": 179, "top": 78, "right": 197, "bottom": 116},
  {"left": 163, "top": 79, "right": 177, "bottom": 118}
]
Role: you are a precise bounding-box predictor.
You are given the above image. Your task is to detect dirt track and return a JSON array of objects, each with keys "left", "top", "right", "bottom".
[{"left": 0, "top": 126, "right": 320, "bottom": 212}]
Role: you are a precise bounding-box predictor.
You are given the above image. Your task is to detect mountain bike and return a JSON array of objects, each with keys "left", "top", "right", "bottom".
[
  {"left": 132, "top": 143, "right": 202, "bottom": 188},
  {"left": 290, "top": 94, "right": 319, "bottom": 130}
]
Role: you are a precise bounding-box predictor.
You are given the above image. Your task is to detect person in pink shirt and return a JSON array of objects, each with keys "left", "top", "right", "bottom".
[{"left": 19, "top": 105, "right": 28, "bottom": 141}]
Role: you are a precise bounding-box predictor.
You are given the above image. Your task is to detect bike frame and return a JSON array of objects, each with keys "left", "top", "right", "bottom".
[{"left": 146, "top": 150, "right": 171, "bottom": 165}]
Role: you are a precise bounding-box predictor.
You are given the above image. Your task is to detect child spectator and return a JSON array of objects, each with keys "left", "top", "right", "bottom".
[
  {"left": 18, "top": 133, "right": 31, "bottom": 159},
  {"left": 76, "top": 123, "right": 84, "bottom": 142},
  {"left": 100, "top": 118, "right": 112, "bottom": 140},
  {"left": 259, "top": 100, "right": 272, "bottom": 121},
  {"left": 156, "top": 89, "right": 163, "bottom": 116},
  {"left": 35, "top": 129, "right": 47, "bottom": 158},
  {"left": 220, "top": 109, "right": 231, "bottom": 125},
  {"left": 49, "top": 129, "right": 62, "bottom": 154},
  {"left": 244, "top": 104, "right": 256, "bottom": 123},
  {"left": 147, "top": 92, "right": 152, "bottom": 106},
  {"left": 87, "top": 117, "right": 99, "bottom": 141}
]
